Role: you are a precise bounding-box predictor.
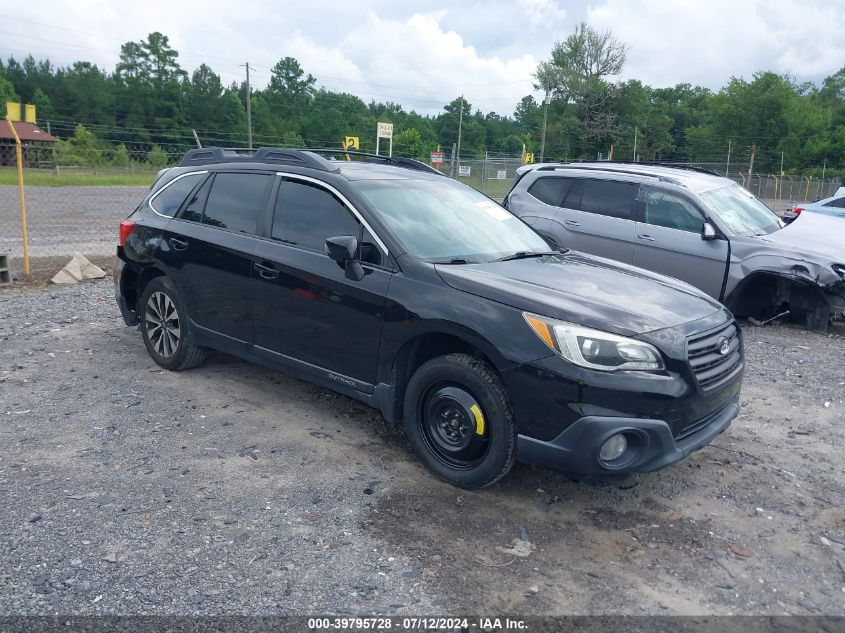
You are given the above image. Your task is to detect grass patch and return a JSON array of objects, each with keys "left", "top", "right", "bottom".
[{"left": 0, "top": 167, "right": 158, "bottom": 186}]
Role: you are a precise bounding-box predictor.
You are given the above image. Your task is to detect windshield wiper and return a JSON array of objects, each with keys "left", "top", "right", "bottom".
[{"left": 492, "top": 250, "right": 559, "bottom": 263}]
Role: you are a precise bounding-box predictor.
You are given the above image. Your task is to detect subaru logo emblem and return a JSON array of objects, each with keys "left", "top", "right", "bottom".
[{"left": 718, "top": 337, "right": 730, "bottom": 355}]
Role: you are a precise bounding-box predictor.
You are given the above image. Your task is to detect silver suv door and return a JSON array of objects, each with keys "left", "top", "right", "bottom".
[
  {"left": 549, "top": 178, "right": 638, "bottom": 263},
  {"left": 632, "top": 185, "right": 729, "bottom": 299}
]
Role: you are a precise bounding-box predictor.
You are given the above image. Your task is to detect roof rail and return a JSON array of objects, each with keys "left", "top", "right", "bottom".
[
  {"left": 575, "top": 160, "right": 721, "bottom": 177},
  {"left": 178, "top": 147, "right": 340, "bottom": 173},
  {"left": 306, "top": 148, "right": 445, "bottom": 176},
  {"left": 535, "top": 163, "right": 676, "bottom": 182}
]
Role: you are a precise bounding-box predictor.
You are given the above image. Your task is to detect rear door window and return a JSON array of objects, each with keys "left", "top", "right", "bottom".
[
  {"left": 577, "top": 179, "right": 637, "bottom": 220},
  {"left": 823, "top": 197, "right": 845, "bottom": 208},
  {"left": 527, "top": 177, "right": 572, "bottom": 206},
  {"left": 201, "top": 173, "right": 274, "bottom": 234},
  {"left": 149, "top": 173, "right": 205, "bottom": 217},
  {"left": 271, "top": 180, "right": 360, "bottom": 253}
]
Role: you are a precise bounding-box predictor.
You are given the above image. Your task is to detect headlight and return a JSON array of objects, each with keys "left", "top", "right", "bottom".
[{"left": 523, "top": 313, "right": 665, "bottom": 372}]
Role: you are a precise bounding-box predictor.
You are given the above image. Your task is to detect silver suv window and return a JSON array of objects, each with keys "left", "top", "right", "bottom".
[
  {"left": 527, "top": 177, "right": 572, "bottom": 206},
  {"left": 575, "top": 179, "right": 637, "bottom": 220},
  {"left": 643, "top": 188, "right": 704, "bottom": 233}
]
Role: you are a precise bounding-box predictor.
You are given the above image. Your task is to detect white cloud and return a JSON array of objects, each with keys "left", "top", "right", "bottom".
[
  {"left": 586, "top": 0, "right": 845, "bottom": 88},
  {"left": 1, "top": 0, "right": 843, "bottom": 122}
]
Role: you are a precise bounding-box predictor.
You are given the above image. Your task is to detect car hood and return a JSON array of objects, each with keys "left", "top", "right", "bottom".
[
  {"left": 435, "top": 252, "right": 725, "bottom": 336},
  {"left": 755, "top": 211, "right": 845, "bottom": 257}
]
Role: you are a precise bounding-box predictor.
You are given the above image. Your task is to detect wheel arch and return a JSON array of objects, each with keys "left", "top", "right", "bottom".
[
  {"left": 725, "top": 269, "right": 830, "bottom": 328},
  {"left": 382, "top": 326, "right": 506, "bottom": 424},
  {"left": 122, "top": 263, "right": 169, "bottom": 315}
]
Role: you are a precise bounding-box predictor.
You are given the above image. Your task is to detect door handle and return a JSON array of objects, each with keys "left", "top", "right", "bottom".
[
  {"left": 637, "top": 234, "right": 656, "bottom": 242},
  {"left": 563, "top": 220, "right": 580, "bottom": 227},
  {"left": 254, "top": 262, "right": 279, "bottom": 280},
  {"left": 168, "top": 237, "right": 189, "bottom": 251}
]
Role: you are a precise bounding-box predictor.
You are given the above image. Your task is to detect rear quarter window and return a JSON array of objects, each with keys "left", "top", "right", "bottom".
[
  {"left": 149, "top": 173, "right": 205, "bottom": 217},
  {"left": 527, "top": 177, "right": 572, "bottom": 206}
]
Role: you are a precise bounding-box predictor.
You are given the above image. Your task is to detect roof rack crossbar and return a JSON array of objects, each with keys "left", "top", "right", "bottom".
[
  {"left": 178, "top": 147, "right": 340, "bottom": 172},
  {"left": 305, "top": 148, "right": 445, "bottom": 175}
]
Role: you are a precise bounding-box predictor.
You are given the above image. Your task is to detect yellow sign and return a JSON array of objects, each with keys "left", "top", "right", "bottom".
[
  {"left": 5, "top": 102, "right": 36, "bottom": 123},
  {"left": 343, "top": 136, "right": 360, "bottom": 150},
  {"left": 523, "top": 153, "right": 534, "bottom": 165}
]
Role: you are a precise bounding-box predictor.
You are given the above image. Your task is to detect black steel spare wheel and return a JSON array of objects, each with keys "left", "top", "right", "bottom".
[{"left": 419, "top": 384, "right": 490, "bottom": 469}]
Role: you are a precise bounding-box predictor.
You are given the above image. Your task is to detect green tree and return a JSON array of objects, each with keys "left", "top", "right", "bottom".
[
  {"left": 266, "top": 57, "right": 315, "bottom": 119},
  {"left": 535, "top": 22, "right": 627, "bottom": 148},
  {"left": 111, "top": 143, "right": 131, "bottom": 166},
  {"left": 0, "top": 73, "right": 19, "bottom": 105},
  {"left": 31, "top": 87, "right": 55, "bottom": 123},
  {"left": 146, "top": 144, "right": 169, "bottom": 167},
  {"left": 393, "top": 128, "right": 426, "bottom": 159}
]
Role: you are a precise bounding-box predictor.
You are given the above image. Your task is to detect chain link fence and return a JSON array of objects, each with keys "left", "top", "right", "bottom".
[{"left": 0, "top": 150, "right": 841, "bottom": 278}]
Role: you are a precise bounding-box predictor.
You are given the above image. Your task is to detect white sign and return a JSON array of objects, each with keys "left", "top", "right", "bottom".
[
  {"left": 377, "top": 122, "right": 393, "bottom": 139},
  {"left": 496, "top": 170, "right": 507, "bottom": 180},
  {"left": 458, "top": 165, "right": 471, "bottom": 177},
  {"left": 431, "top": 151, "right": 444, "bottom": 165}
]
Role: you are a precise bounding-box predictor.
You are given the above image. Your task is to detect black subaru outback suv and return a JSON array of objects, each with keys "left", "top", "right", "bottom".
[{"left": 115, "top": 147, "right": 744, "bottom": 488}]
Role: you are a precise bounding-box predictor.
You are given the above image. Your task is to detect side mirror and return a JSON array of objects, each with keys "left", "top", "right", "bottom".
[
  {"left": 701, "top": 222, "right": 718, "bottom": 241},
  {"left": 325, "top": 235, "right": 365, "bottom": 281}
]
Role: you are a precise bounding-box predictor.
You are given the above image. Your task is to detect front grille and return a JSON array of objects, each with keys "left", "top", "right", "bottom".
[{"left": 687, "top": 321, "right": 743, "bottom": 390}]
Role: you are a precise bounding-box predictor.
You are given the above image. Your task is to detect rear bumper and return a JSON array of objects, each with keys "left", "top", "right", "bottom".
[
  {"left": 113, "top": 252, "right": 138, "bottom": 326},
  {"left": 517, "top": 394, "right": 739, "bottom": 477}
]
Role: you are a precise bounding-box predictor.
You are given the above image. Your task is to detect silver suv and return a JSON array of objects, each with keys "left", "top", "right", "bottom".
[{"left": 505, "top": 163, "right": 845, "bottom": 329}]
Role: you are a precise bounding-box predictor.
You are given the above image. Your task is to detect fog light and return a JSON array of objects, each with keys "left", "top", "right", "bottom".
[{"left": 600, "top": 433, "right": 627, "bottom": 462}]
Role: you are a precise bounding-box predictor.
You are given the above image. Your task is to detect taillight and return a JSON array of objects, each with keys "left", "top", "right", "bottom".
[
  {"left": 119, "top": 220, "right": 136, "bottom": 247},
  {"left": 793, "top": 207, "right": 803, "bottom": 215}
]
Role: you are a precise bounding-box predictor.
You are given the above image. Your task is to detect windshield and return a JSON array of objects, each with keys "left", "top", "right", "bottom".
[
  {"left": 699, "top": 184, "right": 784, "bottom": 237},
  {"left": 353, "top": 178, "right": 550, "bottom": 262}
]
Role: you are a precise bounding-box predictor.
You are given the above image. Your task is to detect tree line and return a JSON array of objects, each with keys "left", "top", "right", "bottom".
[{"left": 0, "top": 25, "right": 843, "bottom": 175}]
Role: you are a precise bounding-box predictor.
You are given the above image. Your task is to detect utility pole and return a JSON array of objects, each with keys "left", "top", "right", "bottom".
[
  {"left": 725, "top": 139, "right": 731, "bottom": 178},
  {"left": 455, "top": 96, "right": 464, "bottom": 173},
  {"left": 539, "top": 93, "right": 550, "bottom": 163},
  {"left": 632, "top": 126, "right": 638, "bottom": 162},
  {"left": 241, "top": 62, "right": 253, "bottom": 150}
]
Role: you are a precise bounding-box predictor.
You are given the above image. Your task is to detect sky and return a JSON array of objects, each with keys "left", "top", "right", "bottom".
[{"left": 1, "top": 0, "right": 844, "bottom": 117}]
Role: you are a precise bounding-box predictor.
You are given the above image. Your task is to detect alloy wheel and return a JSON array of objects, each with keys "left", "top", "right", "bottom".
[{"left": 145, "top": 291, "right": 181, "bottom": 358}]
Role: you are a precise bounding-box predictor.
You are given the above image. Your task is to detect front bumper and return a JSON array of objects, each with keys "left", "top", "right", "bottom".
[{"left": 517, "top": 394, "right": 739, "bottom": 476}]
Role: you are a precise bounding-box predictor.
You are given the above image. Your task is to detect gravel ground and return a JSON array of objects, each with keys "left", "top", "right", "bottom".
[
  {"left": 0, "top": 279, "right": 843, "bottom": 616},
  {"left": 0, "top": 186, "right": 147, "bottom": 263}
]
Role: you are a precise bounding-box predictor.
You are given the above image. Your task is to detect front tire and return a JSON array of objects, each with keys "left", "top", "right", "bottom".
[
  {"left": 403, "top": 353, "right": 516, "bottom": 488},
  {"left": 138, "top": 276, "right": 206, "bottom": 371}
]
